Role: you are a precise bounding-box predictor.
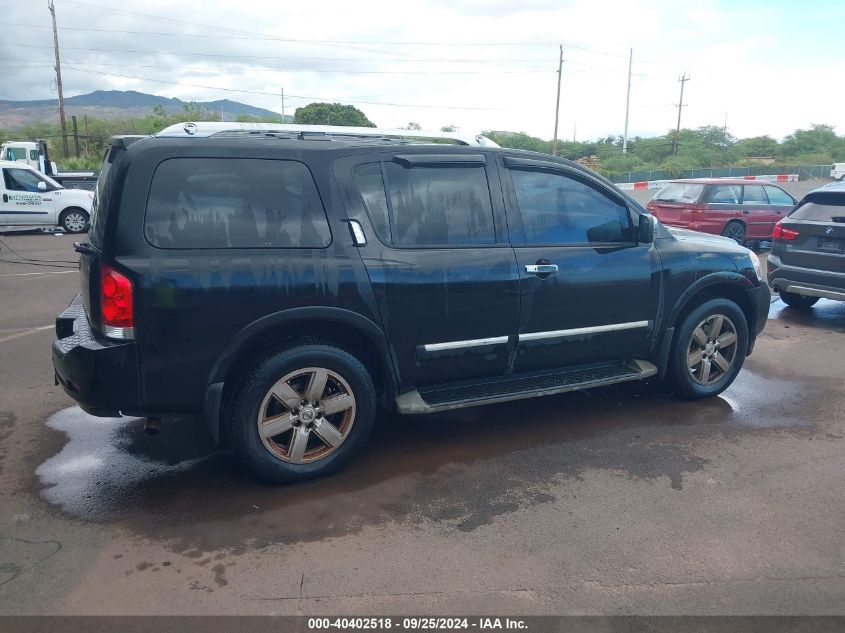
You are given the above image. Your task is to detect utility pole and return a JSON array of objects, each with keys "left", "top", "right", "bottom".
[
  {"left": 48, "top": 0, "right": 69, "bottom": 158},
  {"left": 672, "top": 72, "right": 690, "bottom": 157},
  {"left": 281, "top": 86, "right": 286, "bottom": 120},
  {"left": 552, "top": 45, "right": 563, "bottom": 156},
  {"left": 622, "top": 48, "right": 633, "bottom": 154},
  {"left": 71, "top": 115, "right": 80, "bottom": 157},
  {"left": 572, "top": 121, "right": 576, "bottom": 143},
  {"left": 83, "top": 115, "right": 90, "bottom": 156}
]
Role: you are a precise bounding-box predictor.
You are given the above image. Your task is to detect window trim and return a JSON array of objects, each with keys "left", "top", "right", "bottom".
[
  {"left": 142, "top": 157, "right": 333, "bottom": 251},
  {"left": 502, "top": 159, "right": 637, "bottom": 248}
]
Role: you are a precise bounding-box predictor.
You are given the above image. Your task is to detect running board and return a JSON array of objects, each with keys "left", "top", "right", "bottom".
[{"left": 395, "top": 359, "right": 658, "bottom": 414}]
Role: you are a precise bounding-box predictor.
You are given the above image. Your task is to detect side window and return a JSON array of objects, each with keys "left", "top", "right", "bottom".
[
  {"left": 29, "top": 150, "right": 38, "bottom": 161},
  {"left": 709, "top": 185, "right": 741, "bottom": 203},
  {"left": 509, "top": 169, "right": 633, "bottom": 245},
  {"left": 742, "top": 185, "right": 769, "bottom": 204},
  {"left": 144, "top": 158, "right": 332, "bottom": 249},
  {"left": 765, "top": 186, "right": 794, "bottom": 205},
  {"left": 352, "top": 163, "right": 390, "bottom": 242},
  {"left": 383, "top": 162, "right": 495, "bottom": 246},
  {"left": 3, "top": 168, "right": 43, "bottom": 192}
]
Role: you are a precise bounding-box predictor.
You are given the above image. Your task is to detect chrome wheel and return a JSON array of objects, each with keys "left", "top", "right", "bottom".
[
  {"left": 63, "top": 211, "right": 87, "bottom": 233},
  {"left": 686, "top": 314, "right": 739, "bottom": 386},
  {"left": 256, "top": 367, "right": 356, "bottom": 464}
]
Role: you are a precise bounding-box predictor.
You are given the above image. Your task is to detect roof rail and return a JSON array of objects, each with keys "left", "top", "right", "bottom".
[{"left": 155, "top": 122, "right": 499, "bottom": 147}]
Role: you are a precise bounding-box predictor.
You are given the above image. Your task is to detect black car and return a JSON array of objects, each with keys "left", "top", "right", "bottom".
[
  {"left": 52, "top": 124, "right": 771, "bottom": 483},
  {"left": 768, "top": 182, "right": 845, "bottom": 308}
]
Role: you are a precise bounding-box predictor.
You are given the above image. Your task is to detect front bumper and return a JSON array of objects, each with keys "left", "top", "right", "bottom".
[
  {"left": 767, "top": 254, "right": 845, "bottom": 302},
  {"left": 51, "top": 294, "right": 140, "bottom": 417}
]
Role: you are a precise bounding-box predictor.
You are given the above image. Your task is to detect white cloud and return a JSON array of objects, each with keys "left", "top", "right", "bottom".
[{"left": 0, "top": 0, "right": 841, "bottom": 140}]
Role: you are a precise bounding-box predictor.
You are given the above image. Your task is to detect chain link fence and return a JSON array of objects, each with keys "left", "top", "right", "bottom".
[{"left": 610, "top": 165, "right": 832, "bottom": 183}]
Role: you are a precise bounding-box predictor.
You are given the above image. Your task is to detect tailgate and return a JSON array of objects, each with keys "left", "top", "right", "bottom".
[{"left": 776, "top": 220, "right": 845, "bottom": 274}]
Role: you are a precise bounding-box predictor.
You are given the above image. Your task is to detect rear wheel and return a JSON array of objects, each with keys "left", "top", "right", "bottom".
[
  {"left": 779, "top": 290, "right": 819, "bottom": 309},
  {"left": 670, "top": 298, "right": 748, "bottom": 400},
  {"left": 721, "top": 221, "right": 746, "bottom": 244},
  {"left": 59, "top": 208, "right": 89, "bottom": 233},
  {"left": 230, "top": 342, "right": 376, "bottom": 483}
]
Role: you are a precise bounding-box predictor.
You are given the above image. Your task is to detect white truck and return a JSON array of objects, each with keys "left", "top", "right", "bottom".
[
  {"left": 0, "top": 159, "right": 94, "bottom": 233},
  {"left": 0, "top": 140, "right": 98, "bottom": 191},
  {"left": 831, "top": 163, "right": 845, "bottom": 181}
]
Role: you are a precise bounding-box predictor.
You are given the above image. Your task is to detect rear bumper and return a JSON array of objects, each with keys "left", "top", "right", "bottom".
[
  {"left": 767, "top": 254, "right": 845, "bottom": 301},
  {"left": 51, "top": 294, "right": 140, "bottom": 416}
]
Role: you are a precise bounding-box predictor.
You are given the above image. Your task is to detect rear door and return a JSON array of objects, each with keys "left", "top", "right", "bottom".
[
  {"left": 0, "top": 166, "right": 55, "bottom": 226},
  {"left": 763, "top": 184, "right": 797, "bottom": 227},
  {"left": 501, "top": 156, "right": 659, "bottom": 373},
  {"left": 740, "top": 184, "right": 774, "bottom": 239},
  {"left": 338, "top": 151, "right": 519, "bottom": 388}
]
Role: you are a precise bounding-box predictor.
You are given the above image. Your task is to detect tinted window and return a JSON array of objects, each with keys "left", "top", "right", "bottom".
[
  {"left": 709, "top": 185, "right": 741, "bottom": 204},
  {"left": 352, "top": 163, "right": 390, "bottom": 241},
  {"left": 743, "top": 185, "right": 769, "bottom": 204},
  {"left": 510, "top": 169, "right": 632, "bottom": 245},
  {"left": 765, "top": 186, "right": 794, "bottom": 205},
  {"left": 3, "top": 168, "right": 42, "bottom": 192},
  {"left": 145, "top": 158, "right": 331, "bottom": 249},
  {"left": 383, "top": 162, "right": 495, "bottom": 246},
  {"left": 790, "top": 200, "right": 845, "bottom": 222},
  {"left": 653, "top": 183, "right": 703, "bottom": 203}
]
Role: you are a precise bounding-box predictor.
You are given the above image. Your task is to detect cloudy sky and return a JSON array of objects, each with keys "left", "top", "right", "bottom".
[{"left": 1, "top": 0, "right": 843, "bottom": 141}]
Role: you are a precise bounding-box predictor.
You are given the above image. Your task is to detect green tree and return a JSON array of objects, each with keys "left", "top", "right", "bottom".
[
  {"left": 736, "top": 135, "right": 779, "bottom": 157},
  {"left": 406, "top": 122, "right": 421, "bottom": 130},
  {"left": 440, "top": 124, "right": 457, "bottom": 132},
  {"left": 293, "top": 103, "right": 375, "bottom": 127}
]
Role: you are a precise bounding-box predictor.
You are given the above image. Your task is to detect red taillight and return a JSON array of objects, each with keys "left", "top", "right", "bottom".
[
  {"left": 773, "top": 223, "right": 800, "bottom": 241},
  {"left": 100, "top": 264, "right": 134, "bottom": 328}
]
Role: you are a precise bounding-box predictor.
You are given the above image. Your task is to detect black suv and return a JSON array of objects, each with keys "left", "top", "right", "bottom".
[
  {"left": 52, "top": 124, "right": 771, "bottom": 483},
  {"left": 768, "top": 181, "right": 845, "bottom": 308}
]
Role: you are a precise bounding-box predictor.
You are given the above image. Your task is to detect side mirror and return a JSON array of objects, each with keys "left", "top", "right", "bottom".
[
  {"left": 37, "top": 181, "right": 47, "bottom": 192},
  {"left": 638, "top": 213, "right": 656, "bottom": 244}
]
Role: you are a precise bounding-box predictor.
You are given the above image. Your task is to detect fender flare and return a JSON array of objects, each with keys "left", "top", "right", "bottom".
[
  {"left": 203, "top": 306, "right": 398, "bottom": 444},
  {"left": 656, "top": 272, "right": 756, "bottom": 379}
]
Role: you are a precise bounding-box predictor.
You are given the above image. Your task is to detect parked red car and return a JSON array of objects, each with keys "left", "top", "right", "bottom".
[{"left": 646, "top": 179, "right": 797, "bottom": 243}]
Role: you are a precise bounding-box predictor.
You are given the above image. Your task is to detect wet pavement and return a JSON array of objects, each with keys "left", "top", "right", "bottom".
[{"left": 0, "top": 231, "right": 843, "bottom": 615}]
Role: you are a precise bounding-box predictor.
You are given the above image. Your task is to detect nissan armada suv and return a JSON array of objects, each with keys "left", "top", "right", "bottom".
[{"left": 52, "top": 123, "right": 771, "bottom": 483}]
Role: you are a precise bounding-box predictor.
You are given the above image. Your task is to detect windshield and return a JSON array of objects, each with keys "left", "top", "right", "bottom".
[{"left": 653, "top": 183, "right": 703, "bottom": 203}]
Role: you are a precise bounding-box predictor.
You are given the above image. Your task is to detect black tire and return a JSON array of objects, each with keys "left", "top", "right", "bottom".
[
  {"left": 230, "top": 342, "right": 376, "bottom": 484},
  {"left": 779, "top": 290, "right": 819, "bottom": 309},
  {"left": 669, "top": 298, "right": 749, "bottom": 400},
  {"left": 59, "top": 208, "right": 89, "bottom": 234},
  {"left": 721, "top": 221, "right": 746, "bottom": 245}
]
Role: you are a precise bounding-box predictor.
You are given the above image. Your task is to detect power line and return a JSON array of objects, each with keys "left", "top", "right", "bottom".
[{"left": 60, "top": 65, "right": 511, "bottom": 110}]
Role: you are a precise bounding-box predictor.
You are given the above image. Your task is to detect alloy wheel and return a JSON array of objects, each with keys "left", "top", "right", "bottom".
[
  {"left": 256, "top": 367, "right": 356, "bottom": 464},
  {"left": 686, "top": 313, "right": 739, "bottom": 386}
]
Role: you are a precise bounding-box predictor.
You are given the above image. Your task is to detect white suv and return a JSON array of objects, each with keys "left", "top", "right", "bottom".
[
  {"left": 0, "top": 160, "right": 93, "bottom": 233},
  {"left": 831, "top": 163, "right": 845, "bottom": 181}
]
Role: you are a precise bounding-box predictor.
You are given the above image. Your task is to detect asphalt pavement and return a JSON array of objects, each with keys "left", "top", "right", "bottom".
[{"left": 0, "top": 182, "right": 843, "bottom": 615}]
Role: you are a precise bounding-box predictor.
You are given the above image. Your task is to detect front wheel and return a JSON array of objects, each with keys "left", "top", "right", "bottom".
[
  {"left": 669, "top": 298, "right": 749, "bottom": 400},
  {"left": 779, "top": 290, "right": 819, "bottom": 309},
  {"left": 59, "top": 208, "right": 89, "bottom": 234},
  {"left": 230, "top": 342, "right": 376, "bottom": 483}
]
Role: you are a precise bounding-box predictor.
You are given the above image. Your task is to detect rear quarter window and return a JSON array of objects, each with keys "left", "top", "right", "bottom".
[
  {"left": 144, "top": 158, "right": 331, "bottom": 249},
  {"left": 652, "top": 183, "right": 703, "bottom": 203}
]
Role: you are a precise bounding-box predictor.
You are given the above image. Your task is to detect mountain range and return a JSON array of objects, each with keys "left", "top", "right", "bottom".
[{"left": 0, "top": 90, "right": 286, "bottom": 128}]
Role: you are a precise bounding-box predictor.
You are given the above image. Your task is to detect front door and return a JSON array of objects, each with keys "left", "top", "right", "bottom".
[
  {"left": 501, "top": 157, "right": 660, "bottom": 373},
  {"left": 338, "top": 152, "right": 520, "bottom": 388},
  {"left": 1, "top": 167, "right": 55, "bottom": 226},
  {"left": 763, "top": 184, "right": 797, "bottom": 231}
]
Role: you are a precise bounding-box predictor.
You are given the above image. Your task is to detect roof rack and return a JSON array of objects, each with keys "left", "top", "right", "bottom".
[{"left": 155, "top": 122, "right": 499, "bottom": 147}]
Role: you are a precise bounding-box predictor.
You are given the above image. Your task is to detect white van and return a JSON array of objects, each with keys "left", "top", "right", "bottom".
[
  {"left": 0, "top": 159, "right": 94, "bottom": 233},
  {"left": 832, "top": 163, "right": 845, "bottom": 181}
]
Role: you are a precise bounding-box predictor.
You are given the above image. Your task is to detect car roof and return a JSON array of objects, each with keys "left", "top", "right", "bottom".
[
  {"left": 0, "top": 159, "right": 36, "bottom": 170},
  {"left": 669, "top": 178, "right": 783, "bottom": 186}
]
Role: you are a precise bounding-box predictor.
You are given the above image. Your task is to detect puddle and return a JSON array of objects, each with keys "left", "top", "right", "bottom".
[
  {"left": 768, "top": 297, "right": 845, "bottom": 330},
  {"left": 34, "top": 365, "right": 819, "bottom": 553}
]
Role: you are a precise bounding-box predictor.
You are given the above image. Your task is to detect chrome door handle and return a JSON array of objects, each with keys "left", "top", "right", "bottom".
[{"left": 525, "top": 264, "right": 558, "bottom": 275}]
